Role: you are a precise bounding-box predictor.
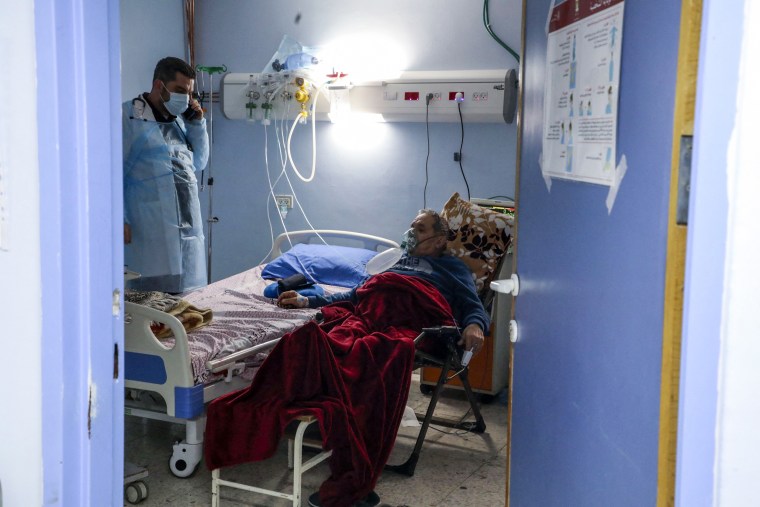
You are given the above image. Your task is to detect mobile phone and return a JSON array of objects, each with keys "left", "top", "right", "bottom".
[{"left": 182, "top": 92, "right": 201, "bottom": 121}]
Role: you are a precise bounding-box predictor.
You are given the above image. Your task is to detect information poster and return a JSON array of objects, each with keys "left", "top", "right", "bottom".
[{"left": 543, "top": 0, "right": 625, "bottom": 185}]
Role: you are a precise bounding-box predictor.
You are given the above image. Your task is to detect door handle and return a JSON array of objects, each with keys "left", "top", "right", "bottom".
[{"left": 490, "top": 273, "right": 520, "bottom": 296}]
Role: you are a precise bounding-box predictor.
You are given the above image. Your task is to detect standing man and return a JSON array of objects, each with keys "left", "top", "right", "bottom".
[{"left": 123, "top": 57, "right": 209, "bottom": 293}]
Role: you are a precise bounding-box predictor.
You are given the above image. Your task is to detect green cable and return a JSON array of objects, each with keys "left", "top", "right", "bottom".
[{"left": 483, "top": 0, "right": 520, "bottom": 63}]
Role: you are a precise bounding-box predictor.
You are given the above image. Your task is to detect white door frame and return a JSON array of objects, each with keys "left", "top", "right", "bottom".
[{"left": 36, "top": 0, "right": 124, "bottom": 504}]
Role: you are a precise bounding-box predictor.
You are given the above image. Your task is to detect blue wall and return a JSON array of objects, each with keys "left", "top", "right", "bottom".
[
  {"left": 510, "top": 0, "right": 681, "bottom": 505},
  {"left": 193, "top": 0, "right": 522, "bottom": 280},
  {"left": 120, "top": 0, "right": 185, "bottom": 100}
]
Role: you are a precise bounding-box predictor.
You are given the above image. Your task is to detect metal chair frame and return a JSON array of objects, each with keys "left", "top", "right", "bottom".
[
  {"left": 211, "top": 415, "right": 331, "bottom": 507},
  {"left": 385, "top": 326, "right": 487, "bottom": 476}
]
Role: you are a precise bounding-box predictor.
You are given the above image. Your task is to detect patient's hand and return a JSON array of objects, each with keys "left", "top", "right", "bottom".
[
  {"left": 277, "top": 290, "right": 309, "bottom": 309},
  {"left": 459, "top": 323, "right": 485, "bottom": 355}
]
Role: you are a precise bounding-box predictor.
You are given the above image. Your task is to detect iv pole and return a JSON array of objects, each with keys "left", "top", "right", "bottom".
[{"left": 195, "top": 64, "right": 227, "bottom": 283}]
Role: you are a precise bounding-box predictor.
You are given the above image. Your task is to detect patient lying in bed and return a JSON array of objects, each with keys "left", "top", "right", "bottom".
[
  {"left": 204, "top": 210, "right": 489, "bottom": 507},
  {"left": 279, "top": 210, "right": 488, "bottom": 354}
]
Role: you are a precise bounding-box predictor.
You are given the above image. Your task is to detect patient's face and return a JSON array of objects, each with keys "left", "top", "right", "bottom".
[{"left": 409, "top": 213, "right": 446, "bottom": 257}]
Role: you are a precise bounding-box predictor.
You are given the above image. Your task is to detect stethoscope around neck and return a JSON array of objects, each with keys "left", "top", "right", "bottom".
[{"left": 129, "top": 96, "right": 193, "bottom": 152}]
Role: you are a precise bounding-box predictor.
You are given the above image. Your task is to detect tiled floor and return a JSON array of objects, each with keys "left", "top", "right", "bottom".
[{"left": 124, "top": 374, "right": 508, "bottom": 507}]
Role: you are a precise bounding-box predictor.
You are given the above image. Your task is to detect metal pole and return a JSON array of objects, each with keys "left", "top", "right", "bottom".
[
  {"left": 205, "top": 71, "right": 216, "bottom": 282},
  {"left": 195, "top": 65, "right": 226, "bottom": 283}
]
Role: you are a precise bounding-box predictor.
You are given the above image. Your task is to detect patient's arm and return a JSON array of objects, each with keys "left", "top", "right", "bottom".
[
  {"left": 277, "top": 288, "right": 356, "bottom": 309},
  {"left": 307, "top": 289, "right": 356, "bottom": 308},
  {"left": 277, "top": 290, "right": 309, "bottom": 308}
]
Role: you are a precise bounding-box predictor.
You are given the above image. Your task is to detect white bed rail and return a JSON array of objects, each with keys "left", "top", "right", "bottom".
[
  {"left": 206, "top": 338, "right": 282, "bottom": 373},
  {"left": 124, "top": 302, "right": 194, "bottom": 416}
]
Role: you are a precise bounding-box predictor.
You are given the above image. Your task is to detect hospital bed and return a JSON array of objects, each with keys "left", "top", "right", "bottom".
[
  {"left": 124, "top": 230, "right": 399, "bottom": 478},
  {"left": 208, "top": 193, "right": 514, "bottom": 505}
]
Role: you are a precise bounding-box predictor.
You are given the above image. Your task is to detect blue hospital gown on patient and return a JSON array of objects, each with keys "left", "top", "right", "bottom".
[{"left": 123, "top": 95, "right": 209, "bottom": 293}]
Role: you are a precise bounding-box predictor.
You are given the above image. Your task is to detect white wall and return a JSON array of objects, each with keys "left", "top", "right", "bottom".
[
  {"left": 0, "top": 0, "right": 43, "bottom": 505},
  {"left": 676, "top": 0, "right": 760, "bottom": 504},
  {"left": 713, "top": 0, "right": 760, "bottom": 502}
]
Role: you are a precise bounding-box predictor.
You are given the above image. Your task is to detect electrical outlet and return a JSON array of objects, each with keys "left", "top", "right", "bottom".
[{"left": 275, "top": 194, "right": 293, "bottom": 209}]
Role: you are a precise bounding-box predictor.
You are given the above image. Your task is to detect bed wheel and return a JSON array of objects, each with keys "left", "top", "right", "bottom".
[
  {"left": 169, "top": 441, "right": 203, "bottom": 478},
  {"left": 125, "top": 480, "right": 148, "bottom": 504},
  {"left": 419, "top": 383, "right": 434, "bottom": 395},
  {"left": 169, "top": 456, "right": 192, "bottom": 478}
]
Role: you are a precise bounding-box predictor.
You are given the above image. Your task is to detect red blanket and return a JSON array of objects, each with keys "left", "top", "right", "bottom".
[{"left": 204, "top": 272, "right": 455, "bottom": 506}]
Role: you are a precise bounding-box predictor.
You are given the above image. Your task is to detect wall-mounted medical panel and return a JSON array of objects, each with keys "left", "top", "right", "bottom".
[
  {"left": 350, "top": 70, "right": 510, "bottom": 123},
  {"left": 222, "top": 69, "right": 513, "bottom": 123},
  {"left": 221, "top": 72, "right": 331, "bottom": 122}
]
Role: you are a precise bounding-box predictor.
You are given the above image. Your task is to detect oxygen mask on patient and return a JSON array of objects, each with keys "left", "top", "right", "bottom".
[
  {"left": 366, "top": 228, "right": 441, "bottom": 276},
  {"left": 364, "top": 228, "right": 415, "bottom": 275},
  {"left": 400, "top": 228, "right": 418, "bottom": 254},
  {"left": 401, "top": 228, "right": 442, "bottom": 255}
]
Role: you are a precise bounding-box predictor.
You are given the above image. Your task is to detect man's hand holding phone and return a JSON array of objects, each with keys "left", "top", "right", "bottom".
[{"left": 183, "top": 93, "right": 203, "bottom": 121}]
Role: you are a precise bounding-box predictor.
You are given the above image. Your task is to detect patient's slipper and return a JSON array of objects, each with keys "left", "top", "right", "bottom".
[{"left": 400, "top": 405, "right": 420, "bottom": 427}]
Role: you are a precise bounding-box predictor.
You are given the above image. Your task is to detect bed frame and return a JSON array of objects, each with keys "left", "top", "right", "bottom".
[{"left": 124, "top": 230, "right": 398, "bottom": 478}]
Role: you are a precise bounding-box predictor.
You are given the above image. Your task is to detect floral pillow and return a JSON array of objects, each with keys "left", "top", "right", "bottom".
[{"left": 441, "top": 192, "right": 513, "bottom": 294}]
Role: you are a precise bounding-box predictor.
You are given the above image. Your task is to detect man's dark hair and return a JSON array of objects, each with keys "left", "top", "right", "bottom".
[
  {"left": 419, "top": 208, "right": 450, "bottom": 239},
  {"left": 153, "top": 57, "right": 196, "bottom": 83}
]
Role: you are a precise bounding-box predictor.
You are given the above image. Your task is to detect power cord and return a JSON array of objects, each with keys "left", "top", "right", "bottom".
[
  {"left": 483, "top": 0, "right": 520, "bottom": 63},
  {"left": 457, "top": 103, "right": 471, "bottom": 201},
  {"left": 426, "top": 407, "right": 479, "bottom": 436},
  {"left": 423, "top": 93, "right": 434, "bottom": 208}
]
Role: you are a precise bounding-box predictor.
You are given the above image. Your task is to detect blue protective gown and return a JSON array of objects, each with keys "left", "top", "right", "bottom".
[{"left": 123, "top": 95, "right": 210, "bottom": 293}]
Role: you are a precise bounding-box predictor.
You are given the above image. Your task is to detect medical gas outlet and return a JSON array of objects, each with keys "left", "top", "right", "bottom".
[
  {"left": 222, "top": 69, "right": 513, "bottom": 123},
  {"left": 231, "top": 71, "right": 322, "bottom": 124}
]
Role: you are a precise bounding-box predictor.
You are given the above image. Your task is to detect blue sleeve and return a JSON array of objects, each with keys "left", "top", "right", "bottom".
[
  {"left": 307, "top": 287, "right": 358, "bottom": 308},
  {"left": 184, "top": 117, "right": 209, "bottom": 172},
  {"left": 443, "top": 258, "right": 490, "bottom": 332}
]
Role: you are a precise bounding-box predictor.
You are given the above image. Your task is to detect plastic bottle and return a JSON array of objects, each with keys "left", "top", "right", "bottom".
[{"left": 273, "top": 52, "right": 319, "bottom": 71}]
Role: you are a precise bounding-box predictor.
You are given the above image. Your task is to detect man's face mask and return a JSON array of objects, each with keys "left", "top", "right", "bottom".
[
  {"left": 162, "top": 82, "right": 189, "bottom": 117},
  {"left": 400, "top": 228, "right": 418, "bottom": 254}
]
